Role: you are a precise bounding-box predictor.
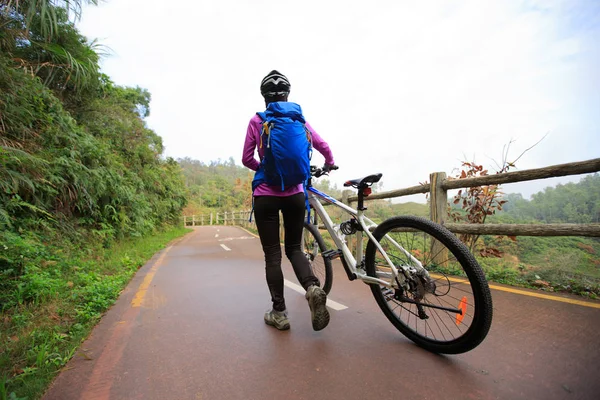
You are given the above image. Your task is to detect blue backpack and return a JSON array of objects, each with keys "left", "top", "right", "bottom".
[
  {"left": 250, "top": 102, "right": 313, "bottom": 222},
  {"left": 252, "top": 102, "right": 313, "bottom": 191}
]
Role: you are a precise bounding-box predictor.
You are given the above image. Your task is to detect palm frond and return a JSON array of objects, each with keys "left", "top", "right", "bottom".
[
  {"left": 25, "top": 39, "right": 99, "bottom": 90},
  {"left": 3, "top": 1, "right": 99, "bottom": 40}
]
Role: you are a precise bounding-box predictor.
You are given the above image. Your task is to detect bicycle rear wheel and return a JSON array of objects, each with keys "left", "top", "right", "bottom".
[
  {"left": 302, "top": 222, "right": 333, "bottom": 294},
  {"left": 365, "top": 216, "right": 493, "bottom": 354}
]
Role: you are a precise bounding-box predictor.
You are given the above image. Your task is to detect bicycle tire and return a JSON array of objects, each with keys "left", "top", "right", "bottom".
[
  {"left": 365, "top": 216, "right": 493, "bottom": 354},
  {"left": 302, "top": 222, "right": 333, "bottom": 295}
]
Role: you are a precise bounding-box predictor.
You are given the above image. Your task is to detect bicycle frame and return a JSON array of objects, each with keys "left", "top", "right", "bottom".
[
  {"left": 300, "top": 170, "right": 493, "bottom": 354},
  {"left": 307, "top": 186, "right": 428, "bottom": 288}
]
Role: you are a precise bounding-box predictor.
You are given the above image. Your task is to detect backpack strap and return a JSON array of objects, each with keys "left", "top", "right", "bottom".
[
  {"left": 304, "top": 182, "right": 311, "bottom": 224},
  {"left": 303, "top": 125, "right": 313, "bottom": 221},
  {"left": 248, "top": 196, "right": 256, "bottom": 222},
  {"left": 305, "top": 125, "right": 313, "bottom": 146},
  {"left": 256, "top": 111, "right": 272, "bottom": 150}
]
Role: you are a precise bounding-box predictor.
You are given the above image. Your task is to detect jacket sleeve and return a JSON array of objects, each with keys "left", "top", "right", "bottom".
[
  {"left": 242, "top": 118, "right": 260, "bottom": 171},
  {"left": 306, "top": 122, "right": 335, "bottom": 166}
]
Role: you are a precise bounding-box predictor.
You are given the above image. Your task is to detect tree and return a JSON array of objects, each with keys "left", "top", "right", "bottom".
[
  {"left": 447, "top": 160, "right": 512, "bottom": 256},
  {"left": 1, "top": 1, "right": 97, "bottom": 41},
  {"left": 1, "top": 0, "right": 187, "bottom": 238},
  {"left": 1, "top": 0, "right": 103, "bottom": 109}
]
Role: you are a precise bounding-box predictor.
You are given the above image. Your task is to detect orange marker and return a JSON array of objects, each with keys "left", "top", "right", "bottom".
[{"left": 456, "top": 296, "right": 468, "bottom": 325}]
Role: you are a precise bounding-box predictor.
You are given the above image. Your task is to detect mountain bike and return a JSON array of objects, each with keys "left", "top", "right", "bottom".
[{"left": 301, "top": 165, "right": 493, "bottom": 354}]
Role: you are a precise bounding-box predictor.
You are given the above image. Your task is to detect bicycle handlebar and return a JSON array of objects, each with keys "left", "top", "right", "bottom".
[{"left": 311, "top": 164, "right": 339, "bottom": 178}]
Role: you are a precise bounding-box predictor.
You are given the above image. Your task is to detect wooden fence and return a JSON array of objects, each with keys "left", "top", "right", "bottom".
[
  {"left": 183, "top": 211, "right": 254, "bottom": 229},
  {"left": 183, "top": 158, "right": 600, "bottom": 238}
]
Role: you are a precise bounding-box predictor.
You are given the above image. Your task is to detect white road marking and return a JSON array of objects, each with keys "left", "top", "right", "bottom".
[
  {"left": 220, "top": 244, "right": 231, "bottom": 251},
  {"left": 215, "top": 234, "right": 219, "bottom": 238},
  {"left": 284, "top": 279, "right": 348, "bottom": 311},
  {"left": 218, "top": 236, "right": 255, "bottom": 242}
]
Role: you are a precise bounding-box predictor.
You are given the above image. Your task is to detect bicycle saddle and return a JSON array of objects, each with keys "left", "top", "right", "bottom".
[{"left": 343, "top": 173, "right": 383, "bottom": 188}]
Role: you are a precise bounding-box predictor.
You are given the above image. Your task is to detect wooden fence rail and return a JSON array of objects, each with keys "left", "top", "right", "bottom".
[
  {"left": 183, "top": 158, "right": 600, "bottom": 238},
  {"left": 183, "top": 211, "right": 255, "bottom": 229}
]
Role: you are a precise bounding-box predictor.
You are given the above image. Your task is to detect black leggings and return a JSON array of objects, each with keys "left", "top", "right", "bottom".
[{"left": 253, "top": 193, "right": 319, "bottom": 312}]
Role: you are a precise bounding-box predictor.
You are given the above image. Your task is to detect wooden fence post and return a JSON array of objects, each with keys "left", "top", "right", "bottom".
[
  {"left": 210, "top": 213, "right": 213, "bottom": 225},
  {"left": 430, "top": 172, "right": 448, "bottom": 225},
  {"left": 430, "top": 172, "right": 448, "bottom": 266}
]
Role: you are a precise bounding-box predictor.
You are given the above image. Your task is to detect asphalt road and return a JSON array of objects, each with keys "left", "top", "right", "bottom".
[{"left": 42, "top": 226, "right": 600, "bottom": 400}]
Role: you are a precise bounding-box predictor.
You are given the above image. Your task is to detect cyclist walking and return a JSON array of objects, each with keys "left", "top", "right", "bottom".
[{"left": 242, "top": 70, "right": 336, "bottom": 331}]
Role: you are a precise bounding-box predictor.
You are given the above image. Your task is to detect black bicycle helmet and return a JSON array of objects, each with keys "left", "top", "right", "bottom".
[{"left": 260, "top": 70, "right": 291, "bottom": 98}]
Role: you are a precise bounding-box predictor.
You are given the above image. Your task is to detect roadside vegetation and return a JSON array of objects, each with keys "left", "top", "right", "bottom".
[
  {"left": 1, "top": 2, "right": 188, "bottom": 398},
  {"left": 1, "top": 2, "right": 598, "bottom": 399},
  {"left": 475, "top": 176, "right": 600, "bottom": 298},
  {"left": 0, "top": 227, "right": 189, "bottom": 400}
]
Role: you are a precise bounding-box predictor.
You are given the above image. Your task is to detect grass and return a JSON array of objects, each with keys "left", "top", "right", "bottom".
[
  {"left": 475, "top": 236, "right": 600, "bottom": 298},
  {"left": 311, "top": 220, "right": 599, "bottom": 299},
  {"left": 0, "top": 226, "right": 191, "bottom": 400},
  {"left": 390, "top": 202, "right": 429, "bottom": 218}
]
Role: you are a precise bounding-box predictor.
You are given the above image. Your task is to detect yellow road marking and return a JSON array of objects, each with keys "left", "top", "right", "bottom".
[
  {"left": 487, "top": 284, "right": 600, "bottom": 308},
  {"left": 238, "top": 226, "right": 259, "bottom": 238},
  {"left": 131, "top": 246, "right": 171, "bottom": 308},
  {"left": 430, "top": 273, "right": 468, "bottom": 284},
  {"left": 429, "top": 273, "right": 600, "bottom": 308}
]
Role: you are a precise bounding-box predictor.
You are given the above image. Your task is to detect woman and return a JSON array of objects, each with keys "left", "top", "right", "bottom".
[{"left": 242, "top": 70, "right": 336, "bottom": 331}]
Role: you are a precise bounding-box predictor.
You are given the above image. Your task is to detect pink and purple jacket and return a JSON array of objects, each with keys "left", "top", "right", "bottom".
[{"left": 242, "top": 114, "right": 335, "bottom": 197}]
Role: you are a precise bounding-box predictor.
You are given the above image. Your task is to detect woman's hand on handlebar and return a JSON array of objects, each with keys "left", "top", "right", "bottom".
[
  {"left": 323, "top": 164, "right": 338, "bottom": 173},
  {"left": 312, "top": 164, "right": 338, "bottom": 177}
]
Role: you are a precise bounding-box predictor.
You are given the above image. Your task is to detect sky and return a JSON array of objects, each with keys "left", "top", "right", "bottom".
[{"left": 77, "top": 0, "right": 600, "bottom": 202}]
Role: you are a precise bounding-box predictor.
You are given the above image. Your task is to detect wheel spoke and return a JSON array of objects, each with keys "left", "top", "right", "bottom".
[
  {"left": 366, "top": 217, "right": 493, "bottom": 353},
  {"left": 302, "top": 224, "right": 333, "bottom": 294}
]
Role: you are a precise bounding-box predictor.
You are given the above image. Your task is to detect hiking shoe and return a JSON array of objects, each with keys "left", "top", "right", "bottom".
[
  {"left": 264, "top": 309, "right": 290, "bottom": 331},
  {"left": 305, "top": 286, "right": 330, "bottom": 331}
]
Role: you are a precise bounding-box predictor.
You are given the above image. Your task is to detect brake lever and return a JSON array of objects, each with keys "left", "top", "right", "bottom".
[
  {"left": 315, "top": 169, "right": 327, "bottom": 178},
  {"left": 313, "top": 165, "right": 338, "bottom": 178}
]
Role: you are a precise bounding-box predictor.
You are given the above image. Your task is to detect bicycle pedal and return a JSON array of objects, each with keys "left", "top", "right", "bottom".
[{"left": 322, "top": 249, "right": 343, "bottom": 260}]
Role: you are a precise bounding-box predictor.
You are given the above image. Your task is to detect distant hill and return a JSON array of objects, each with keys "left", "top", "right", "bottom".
[
  {"left": 495, "top": 173, "right": 599, "bottom": 224},
  {"left": 390, "top": 202, "right": 429, "bottom": 217},
  {"left": 178, "top": 157, "right": 599, "bottom": 225}
]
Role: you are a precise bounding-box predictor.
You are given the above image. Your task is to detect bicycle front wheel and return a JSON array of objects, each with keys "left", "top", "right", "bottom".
[
  {"left": 302, "top": 222, "right": 333, "bottom": 294},
  {"left": 365, "top": 216, "right": 493, "bottom": 354}
]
